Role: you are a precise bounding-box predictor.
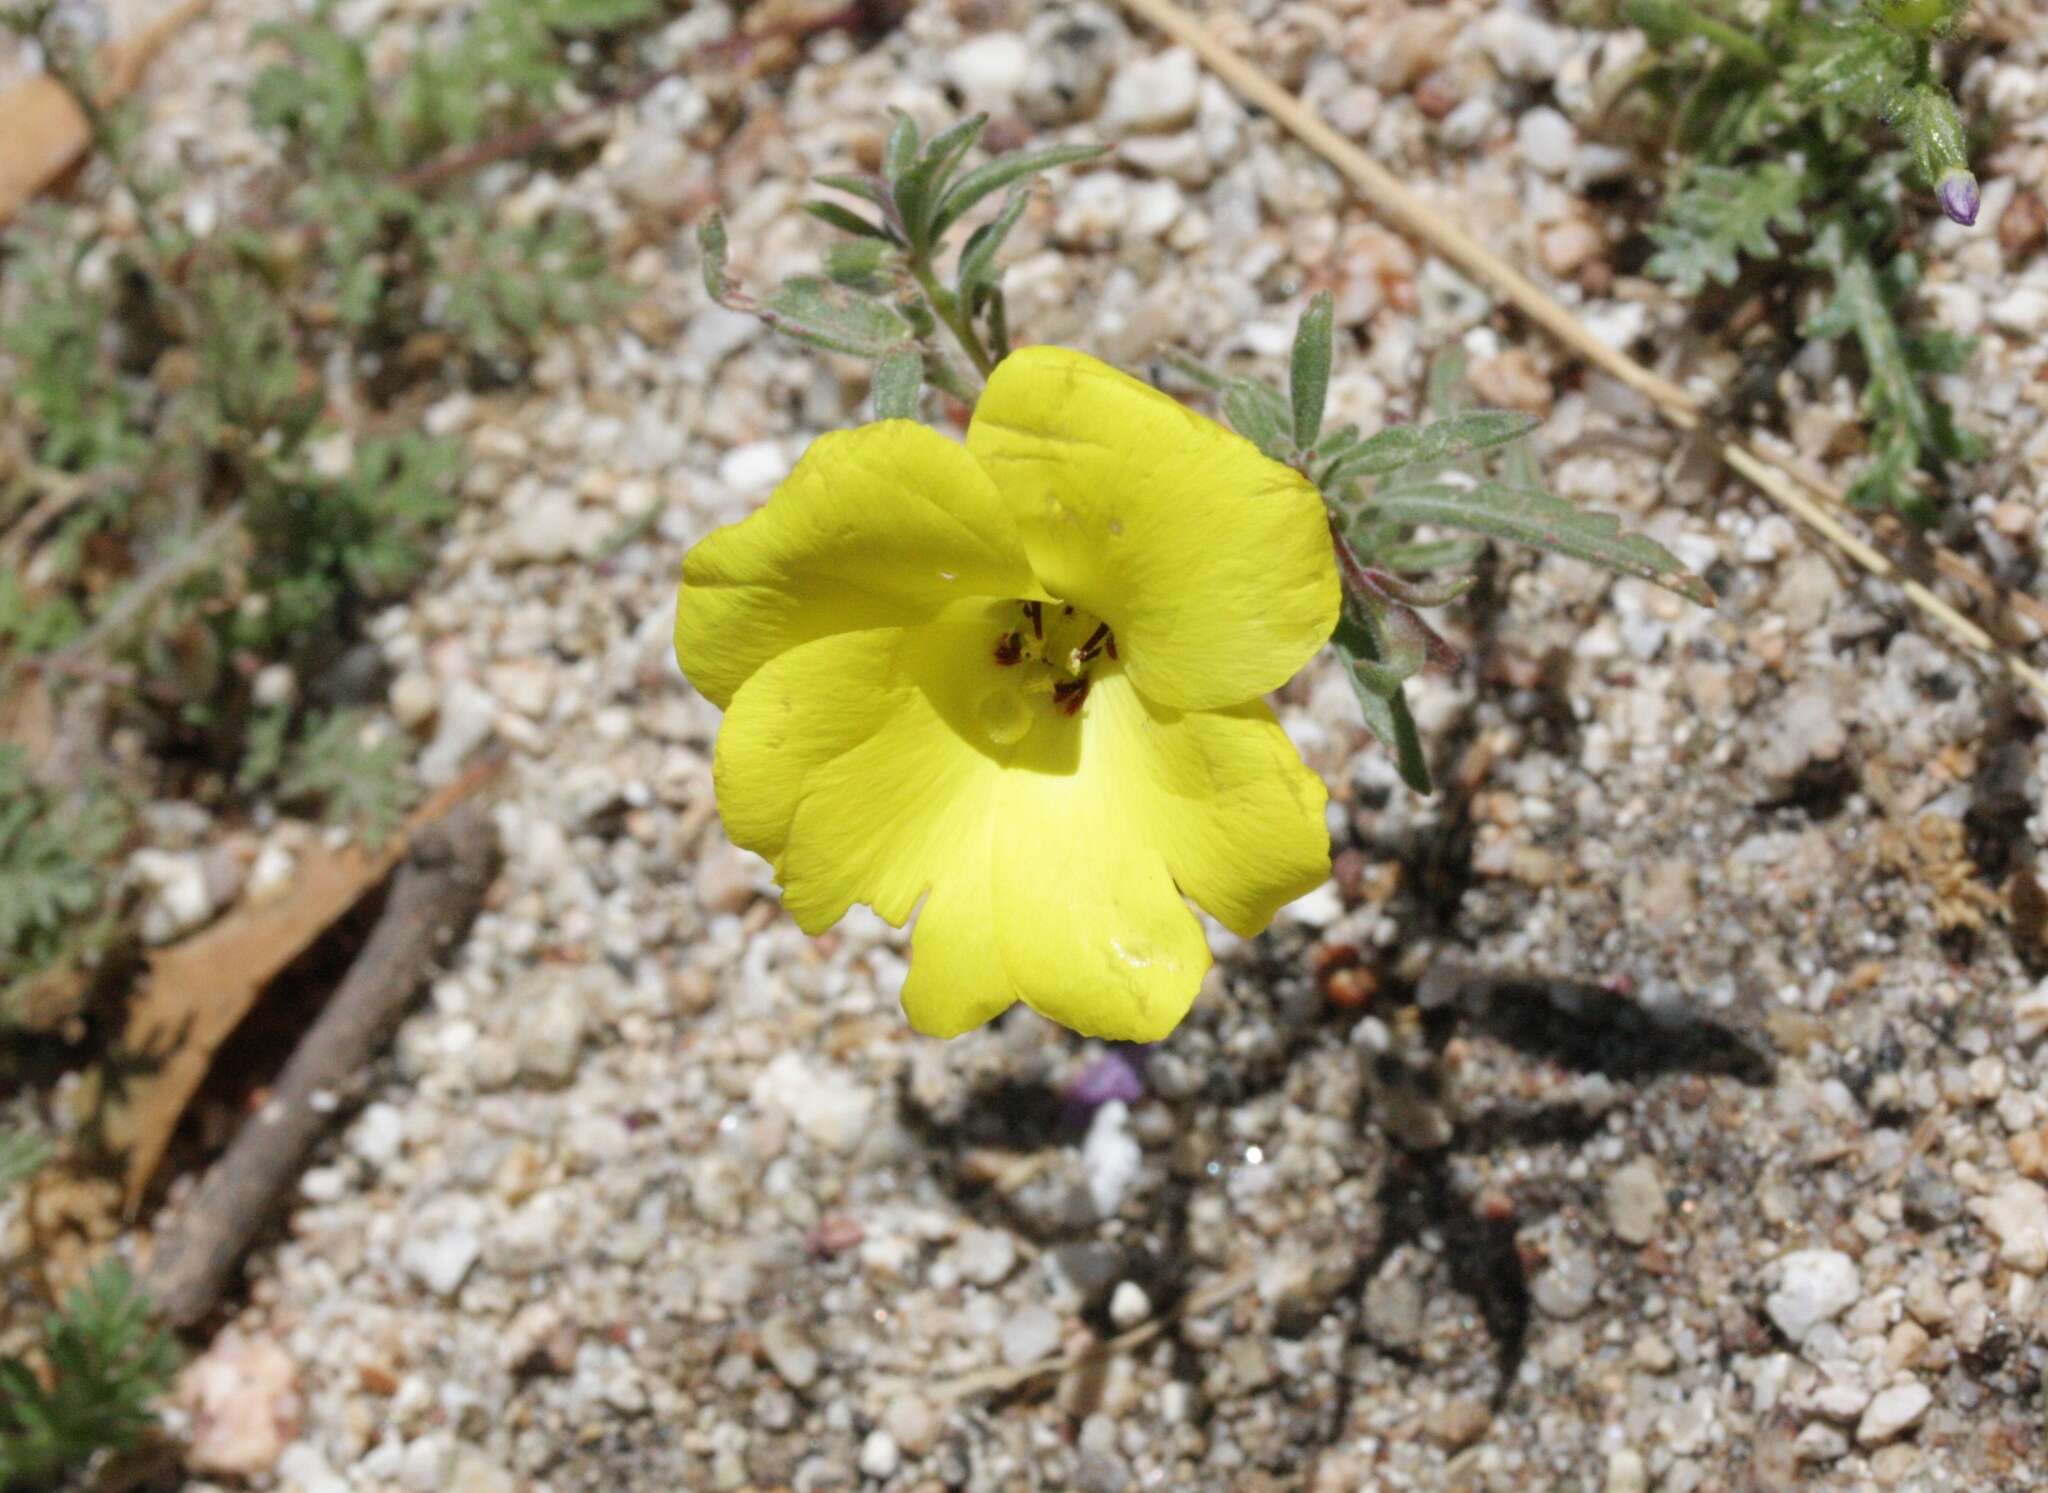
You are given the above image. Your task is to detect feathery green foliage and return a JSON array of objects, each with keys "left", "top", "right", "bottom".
[
  {"left": 1618, "top": 0, "right": 1983, "bottom": 519},
  {"left": 0, "top": 750, "right": 127, "bottom": 1025}
]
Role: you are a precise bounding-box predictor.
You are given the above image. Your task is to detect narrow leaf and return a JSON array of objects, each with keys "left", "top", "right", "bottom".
[
  {"left": 1333, "top": 608, "right": 1431, "bottom": 793},
  {"left": 1289, "top": 291, "right": 1335, "bottom": 452},
  {"left": 955, "top": 184, "right": 1031, "bottom": 297},
  {"left": 812, "top": 171, "right": 895, "bottom": 209},
  {"left": 1223, "top": 378, "right": 1289, "bottom": 457},
  {"left": 872, "top": 348, "right": 923, "bottom": 419},
  {"left": 758, "top": 276, "right": 915, "bottom": 358},
  {"left": 932, "top": 144, "right": 1107, "bottom": 238},
  {"left": 883, "top": 112, "right": 920, "bottom": 181},
  {"left": 1365, "top": 479, "right": 1713, "bottom": 604},
  {"left": 697, "top": 213, "right": 731, "bottom": 301},
  {"left": 803, "top": 200, "right": 894, "bottom": 241}
]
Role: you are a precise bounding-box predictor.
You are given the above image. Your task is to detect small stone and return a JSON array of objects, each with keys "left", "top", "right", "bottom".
[
  {"left": 1468, "top": 348, "right": 1551, "bottom": 413},
  {"left": 448, "top": 1447, "right": 517, "bottom": 1493},
  {"left": 1108, "top": 1279, "right": 1151, "bottom": 1329},
  {"left": 717, "top": 440, "right": 789, "bottom": 496},
  {"left": 1118, "top": 131, "right": 1211, "bottom": 185},
  {"left": 1364, "top": 1273, "right": 1424, "bottom": 1348},
  {"left": 760, "top": 1314, "right": 821, "bottom": 1389},
  {"left": 696, "top": 841, "right": 764, "bottom": 915},
  {"left": 856, "top": 1428, "right": 901, "bottom": 1479},
  {"left": 1540, "top": 218, "right": 1603, "bottom": 277},
  {"left": 514, "top": 984, "right": 588, "bottom": 1084},
  {"left": 2015, "top": 978, "right": 2048, "bottom": 1047},
  {"left": 246, "top": 839, "right": 297, "bottom": 905},
  {"left": 1515, "top": 106, "right": 1576, "bottom": 177},
  {"left": 1989, "top": 284, "right": 2048, "bottom": 336},
  {"left": 178, "top": 1332, "right": 302, "bottom": 1478},
  {"left": 955, "top": 1227, "right": 1018, "bottom": 1287},
  {"left": 1972, "top": 1178, "right": 2048, "bottom": 1271},
  {"left": 1794, "top": 1423, "right": 1850, "bottom": 1461},
  {"left": 1605, "top": 1159, "right": 1668, "bottom": 1245},
  {"left": 1103, "top": 46, "right": 1200, "bottom": 132},
  {"left": 944, "top": 32, "right": 1029, "bottom": 110},
  {"left": 1532, "top": 1245, "right": 1598, "bottom": 1318},
  {"left": 882, "top": 1392, "right": 942, "bottom": 1456},
  {"left": 1081, "top": 1099, "right": 1142, "bottom": 1217},
  {"left": 752, "top": 1051, "right": 876, "bottom": 1154},
  {"left": 349, "top": 1102, "right": 405, "bottom": 1167},
  {"left": 418, "top": 680, "right": 497, "bottom": 786},
  {"left": 1478, "top": 9, "right": 1571, "bottom": 81},
  {"left": 1001, "top": 1305, "right": 1062, "bottom": 1368},
  {"left": 132, "top": 849, "right": 219, "bottom": 945},
  {"left": 1857, "top": 1382, "right": 1932, "bottom": 1446},
  {"left": 1020, "top": 2, "right": 1128, "bottom": 124},
  {"left": 1426, "top": 1397, "right": 1490, "bottom": 1451},
  {"left": 398, "top": 1197, "right": 485, "bottom": 1297},
  {"left": 505, "top": 490, "right": 592, "bottom": 562},
  {"left": 1604, "top": 1449, "right": 1649, "bottom": 1493},
  {"left": 1765, "top": 1249, "right": 1861, "bottom": 1346},
  {"left": 389, "top": 667, "right": 438, "bottom": 730}
]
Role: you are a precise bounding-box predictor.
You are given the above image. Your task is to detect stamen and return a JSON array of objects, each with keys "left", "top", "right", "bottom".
[
  {"left": 993, "top": 631, "right": 1023, "bottom": 666},
  {"left": 1075, "top": 622, "right": 1112, "bottom": 663},
  {"left": 1025, "top": 601, "right": 1043, "bottom": 640},
  {"left": 1106, "top": 635, "right": 1118, "bottom": 660},
  {"left": 1053, "top": 677, "right": 1091, "bottom": 715}
]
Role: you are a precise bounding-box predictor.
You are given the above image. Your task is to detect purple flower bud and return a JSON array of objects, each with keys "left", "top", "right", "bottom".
[
  {"left": 1062, "top": 1046, "right": 1147, "bottom": 1120},
  {"left": 1937, "top": 169, "right": 1980, "bottom": 228}
]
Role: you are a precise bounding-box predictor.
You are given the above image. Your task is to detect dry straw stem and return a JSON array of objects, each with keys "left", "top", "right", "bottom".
[{"left": 1115, "top": 0, "right": 2048, "bottom": 709}]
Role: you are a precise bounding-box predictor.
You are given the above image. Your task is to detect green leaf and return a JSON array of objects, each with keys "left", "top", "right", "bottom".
[
  {"left": 803, "top": 199, "right": 894, "bottom": 241},
  {"left": 1289, "top": 291, "right": 1335, "bottom": 453},
  {"left": 1376, "top": 537, "right": 1486, "bottom": 573},
  {"left": 955, "top": 184, "right": 1031, "bottom": 298},
  {"left": 1324, "top": 410, "right": 1538, "bottom": 485},
  {"left": 883, "top": 112, "right": 920, "bottom": 181},
  {"left": 1222, "top": 378, "right": 1290, "bottom": 458},
  {"left": 931, "top": 143, "right": 1107, "bottom": 239},
  {"left": 1890, "top": 81, "right": 1967, "bottom": 191},
  {"left": 894, "top": 115, "right": 988, "bottom": 249},
  {"left": 697, "top": 213, "right": 731, "bottom": 301},
  {"left": 824, "top": 238, "right": 893, "bottom": 292},
  {"left": 756, "top": 276, "right": 915, "bottom": 359},
  {"left": 0, "top": 1133, "right": 48, "bottom": 1196},
  {"left": 872, "top": 348, "right": 923, "bottom": 419},
  {"left": 1332, "top": 608, "right": 1431, "bottom": 793},
  {"left": 1364, "top": 479, "right": 1713, "bottom": 604},
  {"left": 1644, "top": 161, "right": 1808, "bottom": 293}
]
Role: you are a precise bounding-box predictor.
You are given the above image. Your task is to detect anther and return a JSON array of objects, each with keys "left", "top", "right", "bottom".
[
  {"left": 993, "top": 631, "right": 1023, "bottom": 666},
  {"left": 1075, "top": 622, "right": 1112, "bottom": 663},
  {"left": 1025, "top": 601, "right": 1043, "bottom": 639},
  {"left": 1053, "top": 677, "right": 1091, "bottom": 715}
]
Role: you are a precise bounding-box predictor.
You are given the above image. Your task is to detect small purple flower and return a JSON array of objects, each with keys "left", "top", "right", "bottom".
[
  {"left": 1937, "top": 169, "right": 1980, "bottom": 228},
  {"left": 1061, "top": 1044, "right": 1149, "bottom": 1123}
]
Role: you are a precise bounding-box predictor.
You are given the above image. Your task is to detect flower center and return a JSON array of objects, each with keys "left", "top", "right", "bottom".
[{"left": 976, "top": 599, "right": 1115, "bottom": 745}]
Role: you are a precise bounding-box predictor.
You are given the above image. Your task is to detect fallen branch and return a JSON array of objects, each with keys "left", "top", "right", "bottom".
[
  {"left": 143, "top": 800, "right": 498, "bottom": 1328},
  {"left": 1115, "top": 0, "right": 2048, "bottom": 709}
]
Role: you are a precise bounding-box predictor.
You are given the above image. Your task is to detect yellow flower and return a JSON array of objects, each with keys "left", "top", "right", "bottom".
[{"left": 676, "top": 347, "right": 1338, "bottom": 1041}]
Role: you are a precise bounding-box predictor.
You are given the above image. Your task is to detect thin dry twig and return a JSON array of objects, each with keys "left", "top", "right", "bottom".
[
  {"left": 143, "top": 800, "right": 499, "bottom": 1328},
  {"left": 1114, "top": 0, "right": 2048, "bottom": 708}
]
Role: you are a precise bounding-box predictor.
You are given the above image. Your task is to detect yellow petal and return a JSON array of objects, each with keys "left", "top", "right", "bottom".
[
  {"left": 967, "top": 347, "right": 1339, "bottom": 712},
  {"left": 676, "top": 420, "right": 1040, "bottom": 709},
  {"left": 989, "top": 751, "right": 1213, "bottom": 1041},
  {"left": 1087, "top": 674, "right": 1330, "bottom": 936}
]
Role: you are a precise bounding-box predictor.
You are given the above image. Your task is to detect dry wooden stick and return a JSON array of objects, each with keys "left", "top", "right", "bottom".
[
  {"left": 144, "top": 802, "right": 497, "bottom": 1328},
  {"left": 1114, "top": 0, "right": 2048, "bottom": 708}
]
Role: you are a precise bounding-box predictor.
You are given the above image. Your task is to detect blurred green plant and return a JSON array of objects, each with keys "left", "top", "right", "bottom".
[
  {"left": 0, "top": 0, "right": 650, "bottom": 1021},
  {"left": 1616, "top": 0, "right": 1984, "bottom": 520},
  {"left": 250, "top": 0, "right": 647, "bottom": 359},
  {"left": 0, "top": 1133, "right": 178, "bottom": 1490},
  {"left": 0, "top": 749, "right": 128, "bottom": 1027}
]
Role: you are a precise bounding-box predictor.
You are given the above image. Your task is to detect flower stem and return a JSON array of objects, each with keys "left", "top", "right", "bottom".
[{"left": 910, "top": 258, "right": 996, "bottom": 381}]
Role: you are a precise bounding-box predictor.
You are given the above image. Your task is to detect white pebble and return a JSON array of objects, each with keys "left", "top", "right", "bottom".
[
  {"left": 1973, "top": 1179, "right": 2048, "bottom": 1272},
  {"left": 1856, "top": 1381, "right": 1932, "bottom": 1445},
  {"left": 1764, "top": 1249, "right": 1860, "bottom": 1346},
  {"left": 858, "top": 1428, "right": 901, "bottom": 1479}
]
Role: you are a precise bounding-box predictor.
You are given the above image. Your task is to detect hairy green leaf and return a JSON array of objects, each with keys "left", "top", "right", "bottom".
[
  {"left": 1332, "top": 608, "right": 1431, "bottom": 793},
  {"left": 955, "top": 184, "right": 1031, "bottom": 298},
  {"left": 872, "top": 348, "right": 923, "bottom": 420},
  {"left": 932, "top": 144, "right": 1106, "bottom": 239},
  {"left": 1222, "top": 378, "right": 1290, "bottom": 458},
  {"left": 758, "top": 276, "right": 916, "bottom": 359},
  {"left": 1289, "top": 291, "right": 1335, "bottom": 452},
  {"left": 1364, "top": 479, "right": 1713, "bottom": 604},
  {"left": 1645, "top": 162, "right": 1808, "bottom": 293}
]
